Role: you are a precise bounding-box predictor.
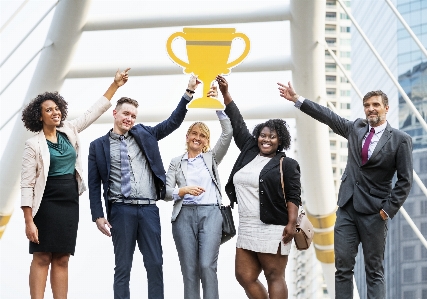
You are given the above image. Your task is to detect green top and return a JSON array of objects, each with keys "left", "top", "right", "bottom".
[{"left": 46, "top": 132, "right": 77, "bottom": 177}]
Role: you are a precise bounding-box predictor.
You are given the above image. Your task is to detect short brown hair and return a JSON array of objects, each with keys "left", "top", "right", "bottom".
[
  {"left": 115, "top": 97, "right": 139, "bottom": 110},
  {"left": 363, "top": 90, "right": 388, "bottom": 106}
]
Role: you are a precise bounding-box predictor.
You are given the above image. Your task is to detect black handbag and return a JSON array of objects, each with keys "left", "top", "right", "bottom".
[{"left": 220, "top": 205, "right": 236, "bottom": 244}]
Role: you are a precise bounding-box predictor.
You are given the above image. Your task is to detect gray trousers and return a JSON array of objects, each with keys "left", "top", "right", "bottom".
[
  {"left": 334, "top": 199, "right": 388, "bottom": 299},
  {"left": 172, "top": 205, "right": 222, "bottom": 299}
]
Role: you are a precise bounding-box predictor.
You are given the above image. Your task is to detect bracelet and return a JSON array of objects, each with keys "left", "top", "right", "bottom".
[{"left": 186, "top": 88, "right": 195, "bottom": 94}]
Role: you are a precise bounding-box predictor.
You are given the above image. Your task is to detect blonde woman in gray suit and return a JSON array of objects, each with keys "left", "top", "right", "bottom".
[{"left": 165, "top": 86, "right": 232, "bottom": 299}]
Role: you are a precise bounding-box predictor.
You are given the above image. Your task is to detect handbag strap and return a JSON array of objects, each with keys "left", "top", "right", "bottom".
[{"left": 279, "top": 156, "right": 287, "bottom": 208}]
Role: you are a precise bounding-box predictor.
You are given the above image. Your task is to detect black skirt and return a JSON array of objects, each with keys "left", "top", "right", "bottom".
[{"left": 30, "top": 174, "right": 79, "bottom": 255}]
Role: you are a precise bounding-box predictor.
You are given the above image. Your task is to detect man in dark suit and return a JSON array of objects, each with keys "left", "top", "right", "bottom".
[
  {"left": 278, "top": 82, "right": 413, "bottom": 299},
  {"left": 88, "top": 76, "right": 198, "bottom": 299}
]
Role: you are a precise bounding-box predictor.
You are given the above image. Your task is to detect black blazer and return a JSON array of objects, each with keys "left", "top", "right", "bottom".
[
  {"left": 88, "top": 96, "right": 189, "bottom": 221},
  {"left": 224, "top": 101, "right": 301, "bottom": 226}
]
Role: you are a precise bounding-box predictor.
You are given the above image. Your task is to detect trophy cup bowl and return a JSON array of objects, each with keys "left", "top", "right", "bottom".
[{"left": 167, "top": 28, "right": 250, "bottom": 109}]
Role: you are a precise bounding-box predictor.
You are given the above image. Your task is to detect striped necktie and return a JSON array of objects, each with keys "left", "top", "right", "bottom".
[{"left": 120, "top": 135, "right": 131, "bottom": 198}]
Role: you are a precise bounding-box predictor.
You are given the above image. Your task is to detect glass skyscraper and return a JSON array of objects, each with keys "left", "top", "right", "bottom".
[{"left": 352, "top": 0, "right": 427, "bottom": 298}]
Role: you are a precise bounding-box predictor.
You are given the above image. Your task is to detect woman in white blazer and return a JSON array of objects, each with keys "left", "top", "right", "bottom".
[
  {"left": 165, "top": 86, "right": 233, "bottom": 299},
  {"left": 20, "top": 68, "right": 129, "bottom": 299}
]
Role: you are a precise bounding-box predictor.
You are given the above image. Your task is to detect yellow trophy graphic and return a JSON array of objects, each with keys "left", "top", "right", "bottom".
[{"left": 167, "top": 28, "right": 250, "bottom": 109}]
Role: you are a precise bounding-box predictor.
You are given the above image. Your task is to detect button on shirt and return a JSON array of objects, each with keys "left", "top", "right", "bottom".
[
  {"left": 108, "top": 131, "right": 156, "bottom": 200},
  {"left": 172, "top": 153, "right": 218, "bottom": 205}
]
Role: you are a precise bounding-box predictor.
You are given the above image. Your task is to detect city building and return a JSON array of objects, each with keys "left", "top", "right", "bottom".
[
  {"left": 351, "top": 0, "right": 427, "bottom": 298},
  {"left": 291, "top": 1, "right": 352, "bottom": 298}
]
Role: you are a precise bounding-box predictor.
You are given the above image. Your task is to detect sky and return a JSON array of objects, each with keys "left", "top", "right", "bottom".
[{"left": 0, "top": 1, "right": 300, "bottom": 298}]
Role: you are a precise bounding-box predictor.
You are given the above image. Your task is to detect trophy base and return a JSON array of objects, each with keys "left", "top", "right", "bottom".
[{"left": 187, "top": 97, "right": 225, "bottom": 110}]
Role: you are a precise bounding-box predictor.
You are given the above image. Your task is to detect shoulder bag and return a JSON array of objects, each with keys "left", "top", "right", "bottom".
[
  {"left": 220, "top": 205, "right": 236, "bottom": 244},
  {"left": 280, "top": 157, "right": 314, "bottom": 250}
]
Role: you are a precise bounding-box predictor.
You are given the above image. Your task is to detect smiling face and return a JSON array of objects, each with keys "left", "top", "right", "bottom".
[
  {"left": 363, "top": 95, "right": 389, "bottom": 127},
  {"left": 257, "top": 126, "right": 279, "bottom": 157},
  {"left": 113, "top": 103, "right": 137, "bottom": 135},
  {"left": 40, "top": 100, "right": 62, "bottom": 128},
  {"left": 186, "top": 123, "right": 210, "bottom": 155}
]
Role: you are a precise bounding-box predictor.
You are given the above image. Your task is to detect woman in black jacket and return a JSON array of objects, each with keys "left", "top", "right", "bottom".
[{"left": 216, "top": 75, "right": 301, "bottom": 299}]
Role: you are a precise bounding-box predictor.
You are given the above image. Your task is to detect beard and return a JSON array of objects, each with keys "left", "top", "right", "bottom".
[{"left": 366, "top": 113, "right": 384, "bottom": 126}]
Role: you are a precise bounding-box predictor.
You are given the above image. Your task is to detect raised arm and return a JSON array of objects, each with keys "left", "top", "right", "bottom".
[
  {"left": 278, "top": 81, "right": 353, "bottom": 139},
  {"left": 216, "top": 75, "right": 253, "bottom": 151},
  {"left": 152, "top": 75, "right": 199, "bottom": 140},
  {"left": 69, "top": 68, "right": 130, "bottom": 133},
  {"left": 211, "top": 111, "right": 232, "bottom": 165}
]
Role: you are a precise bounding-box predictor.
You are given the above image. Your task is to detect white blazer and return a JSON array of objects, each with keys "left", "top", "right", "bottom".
[
  {"left": 165, "top": 117, "right": 233, "bottom": 221},
  {"left": 21, "top": 96, "right": 112, "bottom": 217}
]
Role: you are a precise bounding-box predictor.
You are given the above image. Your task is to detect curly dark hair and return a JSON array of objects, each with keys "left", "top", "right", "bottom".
[
  {"left": 21, "top": 91, "right": 68, "bottom": 132},
  {"left": 252, "top": 119, "right": 291, "bottom": 152}
]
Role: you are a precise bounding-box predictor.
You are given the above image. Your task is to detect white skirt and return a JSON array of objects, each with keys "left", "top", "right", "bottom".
[{"left": 236, "top": 215, "right": 291, "bottom": 255}]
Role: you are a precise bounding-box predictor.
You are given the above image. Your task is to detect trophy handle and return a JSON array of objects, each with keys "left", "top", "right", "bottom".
[
  {"left": 226, "top": 33, "right": 251, "bottom": 69},
  {"left": 166, "top": 32, "right": 190, "bottom": 70}
]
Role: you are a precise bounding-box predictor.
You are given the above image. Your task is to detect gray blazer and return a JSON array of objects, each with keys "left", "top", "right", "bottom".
[
  {"left": 300, "top": 99, "right": 413, "bottom": 219},
  {"left": 165, "top": 117, "right": 233, "bottom": 221}
]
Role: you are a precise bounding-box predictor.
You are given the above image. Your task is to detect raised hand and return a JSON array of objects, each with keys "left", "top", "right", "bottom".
[
  {"left": 277, "top": 81, "right": 299, "bottom": 103},
  {"left": 216, "top": 75, "right": 228, "bottom": 95},
  {"left": 114, "top": 68, "right": 131, "bottom": 87},
  {"left": 187, "top": 75, "right": 200, "bottom": 92},
  {"left": 207, "top": 83, "right": 218, "bottom": 98},
  {"left": 215, "top": 75, "right": 232, "bottom": 105}
]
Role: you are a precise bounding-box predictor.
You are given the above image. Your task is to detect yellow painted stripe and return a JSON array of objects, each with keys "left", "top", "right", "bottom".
[
  {"left": 186, "top": 41, "right": 232, "bottom": 46},
  {"left": 0, "top": 214, "right": 11, "bottom": 227},
  {"left": 306, "top": 209, "right": 337, "bottom": 229},
  {"left": 315, "top": 248, "right": 335, "bottom": 264},
  {"left": 313, "top": 230, "right": 334, "bottom": 246}
]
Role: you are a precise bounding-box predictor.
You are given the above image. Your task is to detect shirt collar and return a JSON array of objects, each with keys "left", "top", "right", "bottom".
[
  {"left": 369, "top": 121, "right": 387, "bottom": 134},
  {"left": 109, "top": 129, "right": 130, "bottom": 140},
  {"left": 182, "top": 152, "right": 203, "bottom": 161}
]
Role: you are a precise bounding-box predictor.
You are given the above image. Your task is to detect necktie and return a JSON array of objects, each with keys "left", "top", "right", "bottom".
[
  {"left": 120, "top": 135, "right": 131, "bottom": 198},
  {"left": 361, "top": 128, "right": 375, "bottom": 165}
]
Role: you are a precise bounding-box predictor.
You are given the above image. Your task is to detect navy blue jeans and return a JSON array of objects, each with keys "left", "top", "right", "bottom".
[{"left": 110, "top": 202, "right": 163, "bottom": 299}]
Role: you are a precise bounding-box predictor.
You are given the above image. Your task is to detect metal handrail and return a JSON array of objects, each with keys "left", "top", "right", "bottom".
[
  {"left": 337, "top": 0, "right": 427, "bottom": 133},
  {"left": 384, "top": 0, "right": 427, "bottom": 59},
  {"left": 0, "top": 41, "right": 53, "bottom": 120},
  {"left": 0, "top": 0, "right": 29, "bottom": 34},
  {"left": 0, "top": 1, "right": 59, "bottom": 68}
]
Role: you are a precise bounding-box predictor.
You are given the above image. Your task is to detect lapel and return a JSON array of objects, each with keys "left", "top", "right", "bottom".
[
  {"left": 202, "top": 152, "right": 217, "bottom": 184},
  {"left": 130, "top": 128, "right": 146, "bottom": 155},
  {"left": 180, "top": 154, "right": 188, "bottom": 182},
  {"left": 37, "top": 131, "right": 50, "bottom": 180},
  {"left": 101, "top": 133, "right": 111, "bottom": 177},
  {"left": 369, "top": 124, "right": 392, "bottom": 162},
  {"left": 57, "top": 124, "right": 77, "bottom": 149},
  {"left": 260, "top": 153, "right": 284, "bottom": 177},
  {"left": 356, "top": 122, "right": 369, "bottom": 165}
]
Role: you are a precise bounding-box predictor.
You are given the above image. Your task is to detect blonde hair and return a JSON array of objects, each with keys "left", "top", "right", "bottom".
[{"left": 186, "top": 122, "right": 210, "bottom": 153}]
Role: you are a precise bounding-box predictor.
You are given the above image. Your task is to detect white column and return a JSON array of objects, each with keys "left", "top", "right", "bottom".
[
  {"left": 0, "top": 0, "right": 92, "bottom": 237},
  {"left": 290, "top": 0, "right": 337, "bottom": 297}
]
